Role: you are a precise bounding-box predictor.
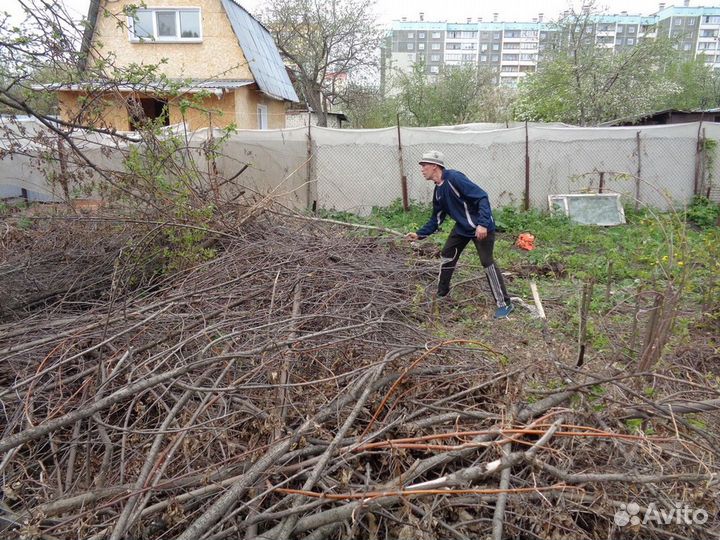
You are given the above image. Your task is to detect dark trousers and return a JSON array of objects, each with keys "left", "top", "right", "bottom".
[{"left": 438, "top": 227, "right": 510, "bottom": 306}]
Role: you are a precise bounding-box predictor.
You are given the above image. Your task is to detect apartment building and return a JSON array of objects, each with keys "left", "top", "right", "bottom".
[{"left": 381, "top": 3, "right": 720, "bottom": 89}]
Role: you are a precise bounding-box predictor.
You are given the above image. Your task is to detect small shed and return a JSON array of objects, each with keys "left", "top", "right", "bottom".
[{"left": 600, "top": 108, "right": 720, "bottom": 126}]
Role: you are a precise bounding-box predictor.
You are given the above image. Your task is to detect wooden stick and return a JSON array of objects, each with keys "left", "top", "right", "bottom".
[{"left": 530, "top": 280, "right": 546, "bottom": 319}]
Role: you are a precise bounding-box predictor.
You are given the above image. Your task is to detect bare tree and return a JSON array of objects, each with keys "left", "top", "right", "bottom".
[{"left": 260, "top": 0, "right": 382, "bottom": 126}]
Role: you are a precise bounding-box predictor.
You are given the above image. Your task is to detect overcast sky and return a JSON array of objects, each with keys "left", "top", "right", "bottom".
[{"left": 4, "top": 0, "right": 680, "bottom": 25}]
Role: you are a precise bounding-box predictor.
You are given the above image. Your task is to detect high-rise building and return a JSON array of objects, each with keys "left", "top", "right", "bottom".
[{"left": 380, "top": 4, "right": 720, "bottom": 90}]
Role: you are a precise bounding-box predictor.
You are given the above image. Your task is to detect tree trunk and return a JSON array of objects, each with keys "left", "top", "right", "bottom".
[{"left": 305, "top": 83, "right": 328, "bottom": 127}]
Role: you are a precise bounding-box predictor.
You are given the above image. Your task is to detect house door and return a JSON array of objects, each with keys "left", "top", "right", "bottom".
[
  {"left": 257, "top": 104, "right": 268, "bottom": 129},
  {"left": 129, "top": 98, "right": 170, "bottom": 129}
]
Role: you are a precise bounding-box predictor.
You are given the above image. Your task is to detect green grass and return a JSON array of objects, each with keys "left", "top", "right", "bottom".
[
  {"left": 346, "top": 201, "right": 720, "bottom": 295},
  {"left": 334, "top": 199, "right": 720, "bottom": 325}
]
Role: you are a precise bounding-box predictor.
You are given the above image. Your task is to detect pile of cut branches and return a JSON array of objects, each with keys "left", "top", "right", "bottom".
[{"left": 1, "top": 210, "right": 718, "bottom": 540}]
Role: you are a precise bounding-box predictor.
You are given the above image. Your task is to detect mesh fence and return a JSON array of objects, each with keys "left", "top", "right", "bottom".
[
  {"left": 2, "top": 121, "right": 719, "bottom": 212},
  {"left": 310, "top": 122, "right": 720, "bottom": 214}
]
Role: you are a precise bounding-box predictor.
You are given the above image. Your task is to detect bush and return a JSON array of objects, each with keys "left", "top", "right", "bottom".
[{"left": 686, "top": 196, "right": 720, "bottom": 228}]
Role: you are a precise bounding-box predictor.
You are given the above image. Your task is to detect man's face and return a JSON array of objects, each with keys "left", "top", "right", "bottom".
[{"left": 420, "top": 163, "right": 437, "bottom": 180}]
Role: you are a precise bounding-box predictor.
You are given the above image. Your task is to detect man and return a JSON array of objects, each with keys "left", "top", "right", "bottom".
[{"left": 405, "top": 150, "right": 514, "bottom": 319}]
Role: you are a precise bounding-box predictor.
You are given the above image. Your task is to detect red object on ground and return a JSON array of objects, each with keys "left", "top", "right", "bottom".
[{"left": 515, "top": 232, "right": 535, "bottom": 251}]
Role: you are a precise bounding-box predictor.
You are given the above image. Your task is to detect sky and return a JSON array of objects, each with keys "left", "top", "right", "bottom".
[{"left": 3, "top": 0, "right": 684, "bottom": 25}]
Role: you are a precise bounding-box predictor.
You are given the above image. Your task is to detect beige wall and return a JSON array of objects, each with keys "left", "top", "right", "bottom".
[
  {"left": 172, "top": 91, "right": 237, "bottom": 130},
  {"left": 234, "top": 87, "right": 287, "bottom": 129},
  {"left": 59, "top": 90, "right": 239, "bottom": 131},
  {"left": 58, "top": 90, "right": 134, "bottom": 131},
  {"left": 90, "top": 0, "right": 253, "bottom": 80}
]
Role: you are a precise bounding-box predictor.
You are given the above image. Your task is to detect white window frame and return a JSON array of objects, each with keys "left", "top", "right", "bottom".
[
  {"left": 429, "top": 65, "right": 439, "bottom": 73},
  {"left": 407, "top": 32, "right": 414, "bottom": 38},
  {"left": 431, "top": 43, "right": 440, "bottom": 50},
  {"left": 128, "top": 7, "right": 203, "bottom": 42},
  {"left": 407, "top": 43, "right": 414, "bottom": 50},
  {"left": 627, "top": 37, "right": 635, "bottom": 45},
  {"left": 257, "top": 104, "right": 268, "bottom": 130},
  {"left": 418, "top": 32, "right": 426, "bottom": 38},
  {"left": 432, "top": 32, "right": 441, "bottom": 38},
  {"left": 418, "top": 43, "right": 425, "bottom": 50}
]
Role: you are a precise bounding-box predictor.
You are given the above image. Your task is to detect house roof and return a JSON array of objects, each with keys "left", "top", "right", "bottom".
[
  {"left": 79, "top": 0, "right": 298, "bottom": 103},
  {"left": 220, "top": 0, "right": 298, "bottom": 102},
  {"left": 600, "top": 108, "right": 720, "bottom": 126},
  {"left": 31, "top": 79, "right": 255, "bottom": 97},
  {"left": 287, "top": 109, "right": 349, "bottom": 122}
]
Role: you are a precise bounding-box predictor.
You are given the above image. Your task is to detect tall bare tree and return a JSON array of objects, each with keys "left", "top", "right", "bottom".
[{"left": 260, "top": 0, "right": 382, "bottom": 126}]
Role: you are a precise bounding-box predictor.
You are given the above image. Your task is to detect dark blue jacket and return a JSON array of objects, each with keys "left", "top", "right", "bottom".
[{"left": 416, "top": 169, "right": 495, "bottom": 238}]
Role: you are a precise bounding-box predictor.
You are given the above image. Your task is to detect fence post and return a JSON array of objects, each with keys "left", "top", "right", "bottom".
[
  {"left": 306, "top": 112, "right": 315, "bottom": 212},
  {"left": 635, "top": 131, "right": 642, "bottom": 211},
  {"left": 598, "top": 171, "right": 605, "bottom": 193},
  {"left": 524, "top": 120, "right": 530, "bottom": 211},
  {"left": 396, "top": 113, "right": 409, "bottom": 211},
  {"left": 701, "top": 127, "right": 707, "bottom": 196},
  {"left": 693, "top": 119, "right": 704, "bottom": 196}
]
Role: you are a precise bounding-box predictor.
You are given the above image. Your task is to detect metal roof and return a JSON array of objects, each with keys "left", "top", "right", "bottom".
[
  {"left": 599, "top": 108, "right": 720, "bottom": 126},
  {"left": 220, "top": 0, "right": 299, "bottom": 102},
  {"left": 31, "top": 79, "right": 254, "bottom": 96}
]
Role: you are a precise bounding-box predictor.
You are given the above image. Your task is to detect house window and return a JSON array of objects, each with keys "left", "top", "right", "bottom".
[
  {"left": 431, "top": 54, "right": 441, "bottom": 61},
  {"left": 418, "top": 43, "right": 425, "bottom": 50},
  {"left": 628, "top": 26, "right": 636, "bottom": 33},
  {"left": 129, "top": 8, "right": 202, "bottom": 41},
  {"left": 431, "top": 43, "right": 440, "bottom": 50},
  {"left": 627, "top": 38, "right": 634, "bottom": 45},
  {"left": 407, "top": 32, "right": 414, "bottom": 38},
  {"left": 419, "top": 32, "right": 425, "bottom": 38},
  {"left": 407, "top": 43, "right": 414, "bottom": 50},
  {"left": 257, "top": 104, "right": 268, "bottom": 129},
  {"left": 432, "top": 32, "right": 441, "bottom": 38},
  {"left": 429, "top": 65, "right": 439, "bottom": 73}
]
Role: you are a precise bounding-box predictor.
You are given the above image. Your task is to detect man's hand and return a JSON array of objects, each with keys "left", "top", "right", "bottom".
[
  {"left": 404, "top": 232, "right": 419, "bottom": 241},
  {"left": 475, "top": 225, "right": 488, "bottom": 240}
]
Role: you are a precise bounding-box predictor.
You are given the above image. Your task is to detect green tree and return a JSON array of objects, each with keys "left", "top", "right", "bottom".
[
  {"left": 660, "top": 57, "right": 720, "bottom": 111},
  {"left": 341, "top": 82, "right": 398, "bottom": 128},
  {"left": 393, "top": 62, "right": 506, "bottom": 126},
  {"left": 260, "top": 0, "right": 382, "bottom": 127},
  {"left": 514, "top": 6, "right": 682, "bottom": 125}
]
